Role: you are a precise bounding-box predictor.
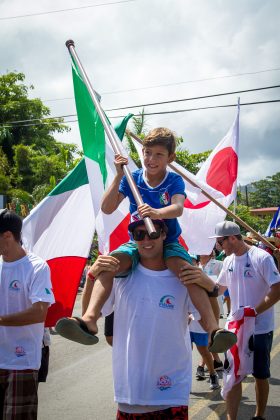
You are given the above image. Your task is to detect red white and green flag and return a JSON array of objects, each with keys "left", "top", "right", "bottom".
[{"left": 22, "top": 59, "right": 132, "bottom": 327}]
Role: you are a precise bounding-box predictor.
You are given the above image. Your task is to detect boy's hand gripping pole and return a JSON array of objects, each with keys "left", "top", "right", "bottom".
[{"left": 66, "top": 40, "right": 157, "bottom": 238}]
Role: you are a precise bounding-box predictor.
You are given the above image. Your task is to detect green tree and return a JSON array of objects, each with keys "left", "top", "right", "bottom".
[
  {"left": 249, "top": 172, "right": 280, "bottom": 208},
  {"left": 175, "top": 136, "right": 211, "bottom": 174},
  {"left": 0, "top": 146, "right": 11, "bottom": 193},
  {"left": 0, "top": 72, "right": 70, "bottom": 164},
  {"left": 0, "top": 71, "right": 81, "bottom": 203},
  {"left": 227, "top": 204, "right": 271, "bottom": 234}
]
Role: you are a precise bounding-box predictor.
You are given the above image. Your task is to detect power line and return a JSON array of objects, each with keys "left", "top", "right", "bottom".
[
  {"left": 106, "top": 85, "right": 280, "bottom": 111},
  {"left": 41, "top": 67, "right": 280, "bottom": 102},
  {"left": 2, "top": 67, "right": 279, "bottom": 108},
  {"left": 2, "top": 84, "right": 280, "bottom": 125},
  {"left": 0, "top": 0, "right": 140, "bottom": 21},
  {"left": 2, "top": 99, "right": 279, "bottom": 128}
]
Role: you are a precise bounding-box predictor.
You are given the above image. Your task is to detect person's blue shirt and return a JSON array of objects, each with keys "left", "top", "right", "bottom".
[{"left": 119, "top": 168, "right": 186, "bottom": 243}]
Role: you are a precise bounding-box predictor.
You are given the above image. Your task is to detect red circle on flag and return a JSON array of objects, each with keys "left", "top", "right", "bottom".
[{"left": 206, "top": 147, "right": 238, "bottom": 196}]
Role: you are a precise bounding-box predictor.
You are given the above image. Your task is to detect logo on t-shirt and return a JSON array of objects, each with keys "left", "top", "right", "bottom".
[
  {"left": 157, "top": 375, "right": 172, "bottom": 391},
  {"left": 244, "top": 269, "right": 253, "bottom": 278},
  {"left": 15, "top": 346, "right": 26, "bottom": 357},
  {"left": 45, "top": 288, "right": 51, "bottom": 295},
  {"left": 9, "top": 280, "right": 21, "bottom": 291},
  {"left": 159, "top": 295, "right": 175, "bottom": 309},
  {"left": 159, "top": 192, "right": 170, "bottom": 206}
]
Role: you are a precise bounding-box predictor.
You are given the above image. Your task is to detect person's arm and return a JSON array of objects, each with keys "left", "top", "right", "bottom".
[
  {"left": 179, "top": 264, "right": 228, "bottom": 295},
  {"left": 101, "top": 154, "right": 127, "bottom": 214},
  {"left": 0, "top": 302, "right": 49, "bottom": 326},
  {"left": 82, "top": 255, "right": 120, "bottom": 314},
  {"left": 137, "top": 194, "right": 185, "bottom": 219},
  {"left": 255, "top": 282, "right": 280, "bottom": 315}
]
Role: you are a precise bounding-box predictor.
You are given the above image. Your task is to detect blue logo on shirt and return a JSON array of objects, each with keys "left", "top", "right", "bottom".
[
  {"left": 9, "top": 280, "right": 21, "bottom": 291},
  {"left": 159, "top": 295, "right": 175, "bottom": 309},
  {"left": 244, "top": 269, "right": 253, "bottom": 278}
]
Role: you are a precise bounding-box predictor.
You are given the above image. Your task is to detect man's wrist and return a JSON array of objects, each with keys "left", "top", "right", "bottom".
[
  {"left": 207, "top": 284, "right": 219, "bottom": 297},
  {"left": 87, "top": 271, "right": 95, "bottom": 281}
]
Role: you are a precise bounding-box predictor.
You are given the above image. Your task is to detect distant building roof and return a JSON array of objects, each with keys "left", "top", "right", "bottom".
[
  {"left": 250, "top": 207, "right": 278, "bottom": 212},
  {"left": 250, "top": 207, "right": 278, "bottom": 217}
]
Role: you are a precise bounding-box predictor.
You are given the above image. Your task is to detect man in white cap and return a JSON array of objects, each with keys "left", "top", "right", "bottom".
[{"left": 179, "top": 221, "right": 280, "bottom": 420}]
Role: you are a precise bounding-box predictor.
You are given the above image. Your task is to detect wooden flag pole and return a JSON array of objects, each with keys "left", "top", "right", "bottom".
[
  {"left": 126, "top": 130, "right": 278, "bottom": 254},
  {"left": 66, "top": 40, "right": 157, "bottom": 237}
]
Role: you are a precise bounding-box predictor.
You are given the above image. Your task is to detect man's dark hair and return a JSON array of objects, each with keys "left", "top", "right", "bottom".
[
  {"left": 235, "top": 234, "right": 243, "bottom": 240},
  {"left": 0, "top": 209, "right": 22, "bottom": 242}
]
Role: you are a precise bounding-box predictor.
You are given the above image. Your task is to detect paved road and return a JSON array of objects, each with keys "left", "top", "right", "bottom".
[{"left": 38, "top": 296, "right": 280, "bottom": 419}]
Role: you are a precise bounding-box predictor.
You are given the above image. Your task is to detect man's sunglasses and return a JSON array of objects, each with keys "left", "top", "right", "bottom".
[
  {"left": 217, "top": 236, "right": 228, "bottom": 246},
  {"left": 132, "top": 228, "right": 163, "bottom": 241}
]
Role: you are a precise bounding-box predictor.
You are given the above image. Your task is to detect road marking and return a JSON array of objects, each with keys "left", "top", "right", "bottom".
[{"left": 190, "top": 326, "right": 280, "bottom": 419}]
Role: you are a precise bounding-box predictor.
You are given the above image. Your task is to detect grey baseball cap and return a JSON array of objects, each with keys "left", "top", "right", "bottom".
[{"left": 209, "top": 221, "right": 241, "bottom": 238}]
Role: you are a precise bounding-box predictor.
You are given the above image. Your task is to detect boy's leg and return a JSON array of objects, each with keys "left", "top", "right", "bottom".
[
  {"left": 82, "top": 276, "right": 94, "bottom": 315},
  {"left": 226, "top": 382, "right": 242, "bottom": 420},
  {"left": 196, "top": 345, "right": 215, "bottom": 375},
  {"left": 104, "top": 312, "right": 114, "bottom": 347},
  {"left": 167, "top": 257, "right": 218, "bottom": 333},
  {"left": 81, "top": 253, "right": 132, "bottom": 334}
]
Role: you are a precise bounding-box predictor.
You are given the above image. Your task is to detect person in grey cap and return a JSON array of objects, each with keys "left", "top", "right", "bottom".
[
  {"left": 0, "top": 209, "right": 54, "bottom": 419},
  {"left": 179, "top": 220, "right": 280, "bottom": 420}
]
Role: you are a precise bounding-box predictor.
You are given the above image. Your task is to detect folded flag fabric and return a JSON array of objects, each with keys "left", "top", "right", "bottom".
[
  {"left": 181, "top": 103, "right": 240, "bottom": 255},
  {"left": 265, "top": 206, "right": 280, "bottom": 237},
  {"left": 221, "top": 306, "right": 256, "bottom": 399}
]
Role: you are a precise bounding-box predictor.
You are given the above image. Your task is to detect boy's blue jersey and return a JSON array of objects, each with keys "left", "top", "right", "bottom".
[{"left": 119, "top": 168, "right": 186, "bottom": 243}]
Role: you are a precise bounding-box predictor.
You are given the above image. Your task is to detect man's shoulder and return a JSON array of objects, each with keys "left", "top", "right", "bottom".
[
  {"left": 223, "top": 254, "right": 234, "bottom": 266},
  {"left": 25, "top": 253, "right": 49, "bottom": 270},
  {"left": 250, "top": 246, "right": 272, "bottom": 262}
]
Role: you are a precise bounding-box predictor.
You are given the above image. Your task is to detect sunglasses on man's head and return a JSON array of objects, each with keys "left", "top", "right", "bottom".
[
  {"left": 132, "top": 227, "right": 163, "bottom": 241},
  {"left": 217, "top": 236, "right": 228, "bottom": 246}
]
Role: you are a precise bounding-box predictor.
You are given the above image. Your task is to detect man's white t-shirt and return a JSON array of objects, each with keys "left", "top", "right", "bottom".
[
  {"left": 0, "top": 253, "right": 55, "bottom": 370},
  {"left": 217, "top": 246, "right": 280, "bottom": 334},
  {"left": 103, "top": 263, "right": 192, "bottom": 407}
]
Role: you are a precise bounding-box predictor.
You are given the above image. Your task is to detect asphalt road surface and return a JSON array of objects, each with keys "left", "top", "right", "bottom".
[{"left": 38, "top": 296, "right": 280, "bottom": 419}]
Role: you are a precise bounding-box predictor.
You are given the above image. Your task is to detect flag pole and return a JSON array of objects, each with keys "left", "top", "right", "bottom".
[
  {"left": 66, "top": 40, "right": 157, "bottom": 237},
  {"left": 126, "top": 130, "right": 278, "bottom": 253}
]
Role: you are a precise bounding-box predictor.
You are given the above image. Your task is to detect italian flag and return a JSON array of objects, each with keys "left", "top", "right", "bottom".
[{"left": 22, "top": 59, "right": 133, "bottom": 327}]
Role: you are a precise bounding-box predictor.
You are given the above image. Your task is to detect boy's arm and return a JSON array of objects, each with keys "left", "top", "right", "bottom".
[
  {"left": 138, "top": 193, "right": 185, "bottom": 219},
  {"left": 101, "top": 174, "right": 125, "bottom": 214},
  {"left": 101, "top": 154, "right": 127, "bottom": 214}
]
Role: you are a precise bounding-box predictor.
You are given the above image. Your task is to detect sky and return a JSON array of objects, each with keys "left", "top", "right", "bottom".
[{"left": 1, "top": 0, "right": 280, "bottom": 185}]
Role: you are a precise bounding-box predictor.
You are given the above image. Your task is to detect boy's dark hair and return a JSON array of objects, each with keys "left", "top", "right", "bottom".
[{"left": 143, "top": 127, "right": 176, "bottom": 155}]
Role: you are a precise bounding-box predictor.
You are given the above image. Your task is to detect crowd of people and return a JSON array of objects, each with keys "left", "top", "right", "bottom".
[{"left": 1, "top": 127, "right": 280, "bottom": 420}]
